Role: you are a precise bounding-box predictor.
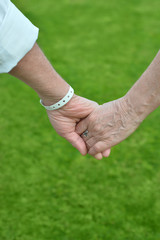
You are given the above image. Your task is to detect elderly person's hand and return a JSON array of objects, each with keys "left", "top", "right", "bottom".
[
  {"left": 77, "top": 50, "right": 160, "bottom": 158},
  {"left": 9, "top": 43, "right": 111, "bottom": 158},
  {"left": 47, "top": 94, "right": 97, "bottom": 155},
  {"left": 76, "top": 96, "right": 141, "bottom": 158},
  {"left": 47, "top": 94, "right": 111, "bottom": 158},
  {"left": 9, "top": 40, "right": 160, "bottom": 160}
]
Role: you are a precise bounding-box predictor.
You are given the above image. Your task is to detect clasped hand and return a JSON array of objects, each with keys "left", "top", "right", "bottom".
[{"left": 47, "top": 94, "right": 141, "bottom": 160}]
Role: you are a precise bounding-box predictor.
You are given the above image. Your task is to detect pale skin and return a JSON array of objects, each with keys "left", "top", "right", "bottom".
[
  {"left": 9, "top": 43, "right": 110, "bottom": 159},
  {"left": 9, "top": 43, "right": 160, "bottom": 159},
  {"left": 76, "top": 50, "right": 160, "bottom": 158}
]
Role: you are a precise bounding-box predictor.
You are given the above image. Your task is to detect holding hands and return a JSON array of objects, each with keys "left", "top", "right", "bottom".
[
  {"left": 47, "top": 93, "right": 142, "bottom": 160},
  {"left": 10, "top": 43, "right": 160, "bottom": 159},
  {"left": 47, "top": 94, "right": 111, "bottom": 159},
  {"left": 48, "top": 48, "right": 160, "bottom": 160},
  {"left": 46, "top": 94, "right": 98, "bottom": 156}
]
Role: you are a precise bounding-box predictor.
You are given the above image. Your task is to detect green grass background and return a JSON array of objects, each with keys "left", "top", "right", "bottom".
[{"left": 0, "top": 0, "right": 160, "bottom": 239}]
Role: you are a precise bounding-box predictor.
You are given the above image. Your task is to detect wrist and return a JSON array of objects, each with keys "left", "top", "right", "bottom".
[
  {"left": 40, "top": 85, "right": 75, "bottom": 111},
  {"left": 39, "top": 82, "right": 70, "bottom": 106}
]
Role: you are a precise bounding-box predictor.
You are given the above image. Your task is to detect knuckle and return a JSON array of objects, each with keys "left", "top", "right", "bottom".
[
  {"left": 105, "top": 134, "right": 115, "bottom": 145},
  {"left": 86, "top": 141, "right": 92, "bottom": 149},
  {"left": 93, "top": 124, "right": 101, "bottom": 133},
  {"left": 94, "top": 144, "right": 101, "bottom": 153}
]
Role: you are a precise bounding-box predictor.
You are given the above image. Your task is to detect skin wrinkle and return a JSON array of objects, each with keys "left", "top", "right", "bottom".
[
  {"left": 78, "top": 52, "right": 160, "bottom": 157},
  {"left": 10, "top": 43, "right": 103, "bottom": 157},
  {"left": 91, "top": 102, "right": 140, "bottom": 153},
  {"left": 85, "top": 96, "right": 143, "bottom": 156},
  {"left": 88, "top": 99, "right": 133, "bottom": 150}
]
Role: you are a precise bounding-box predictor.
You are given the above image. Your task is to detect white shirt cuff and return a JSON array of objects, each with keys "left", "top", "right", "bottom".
[{"left": 0, "top": 2, "right": 39, "bottom": 73}]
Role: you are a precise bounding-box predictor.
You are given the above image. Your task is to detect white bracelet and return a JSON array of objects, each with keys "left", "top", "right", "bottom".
[{"left": 40, "top": 86, "right": 74, "bottom": 110}]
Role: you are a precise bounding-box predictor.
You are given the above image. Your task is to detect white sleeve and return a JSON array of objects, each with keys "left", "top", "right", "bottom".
[{"left": 0, "top": 0, "right": 39, "bottom": 73}]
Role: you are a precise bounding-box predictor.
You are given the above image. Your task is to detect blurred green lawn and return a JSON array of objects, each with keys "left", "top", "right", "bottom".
[{"left": 0, "top": 0, "right": 160, "bottom": 239}]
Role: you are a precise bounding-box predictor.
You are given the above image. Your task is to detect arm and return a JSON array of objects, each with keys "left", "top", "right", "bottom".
[
  {"left": 9, "top": 43, "right": 99, "bottom": 155},
  {"left": 9, "top": 43, "right": 70, "bottom": 105},
  {"left": 76, "top": 50, "right": 160, "bottom": 158},
  {"left": 126, "top": 50, "right": 160, "bottom": 121},
  {"left": 0, "top": 1, "right": 99, "bottom": 157}
]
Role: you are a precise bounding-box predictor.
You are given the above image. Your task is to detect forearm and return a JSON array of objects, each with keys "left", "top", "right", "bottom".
[
  {"left": 9, "top": 43, "right": 69, "bottom": 105},
  {"left": 126, "top": 50, "right": 160, "bottom": 121}
]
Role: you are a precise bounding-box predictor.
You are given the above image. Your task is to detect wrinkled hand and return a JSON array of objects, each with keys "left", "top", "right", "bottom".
[
  {"left": 46, "top": 94, "right": 111, "bottom": 158},
  {"left": 76, "top": 96, "right": 142, "bottom": 158}
]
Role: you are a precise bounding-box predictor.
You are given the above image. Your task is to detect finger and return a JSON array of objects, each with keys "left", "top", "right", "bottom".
[
  {"left": 81, "top": 130, "right": 91, "bottom": 143},
  {"left": 65, "top": 132, "right": 88, "bottom": 155},
  {"left": 94, "top": 153, "right": 103, "bottom": 160},
  {"left": 86, "top": 137, "right": 97, "bottom": 149},
  {"left": 76, "top": 118, "right": 88, "bottom": 136},
  {"left": 88, "top": 141, "right": 107, "bottom": 156},
  {"left": 102, "top": 149, "right": 111, "bottom": 157}
]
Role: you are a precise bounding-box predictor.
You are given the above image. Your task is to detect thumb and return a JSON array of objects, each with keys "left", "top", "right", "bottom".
[
  {"left": 65, "top": 132, "right": 88, "bottom": 155},
  {"left": 76, "top": 118, "right": 88, "bottom": 136}
]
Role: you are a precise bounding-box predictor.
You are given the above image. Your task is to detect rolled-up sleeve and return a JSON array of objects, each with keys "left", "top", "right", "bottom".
[{"left": 0, "top": 0, "right": 39, "bottom": 73}]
